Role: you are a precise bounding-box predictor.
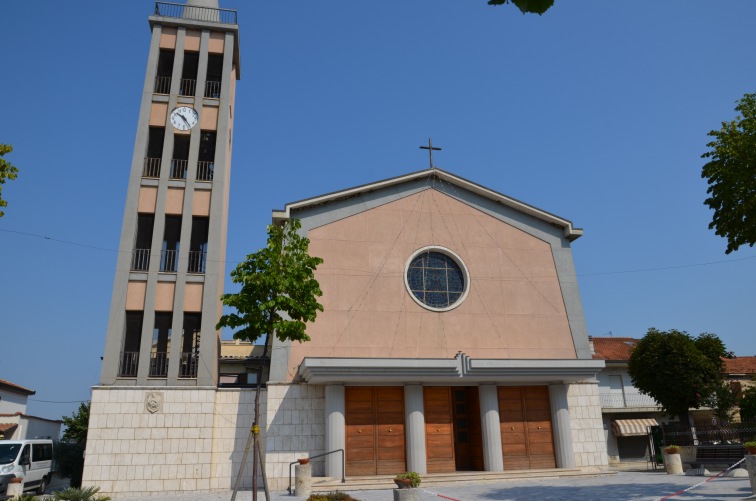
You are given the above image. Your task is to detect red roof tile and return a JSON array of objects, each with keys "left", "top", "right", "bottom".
[
  {"left": 591, "top": 337, "right": 640, "bottom": 361},
  {"left": 724, "top": 356, "right": 756, "bottom": 374}
]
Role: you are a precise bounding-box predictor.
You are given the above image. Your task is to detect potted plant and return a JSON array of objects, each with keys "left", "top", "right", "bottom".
[
  {"left": 745, "top": 441, "right": 756, "bottom": 455},
  {"left": 664, "top": 445, "right": 681, "bottom": 455},
  {"left": 663, "top": 445, "right": 683, "bottom": 475},
  {"left": 394, "top": 471, "right": 421, "bottom": 489}
]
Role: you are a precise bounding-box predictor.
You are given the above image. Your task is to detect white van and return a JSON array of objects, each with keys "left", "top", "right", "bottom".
[{"left": 0, "top": 439, "right": 54, "bottom": 495}]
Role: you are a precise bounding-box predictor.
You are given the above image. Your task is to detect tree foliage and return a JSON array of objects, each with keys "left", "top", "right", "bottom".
[
  {"left": 62, "top": 402, "right": 90, "bottom": 444},
  {"left": 488, "top": 0, "right": 554, "bottom": 15},
  {"left": 0, "top": 143, "right": 20, "bottom": 217},
  {"left": 701, "top": 93, "right": 756, "bottom": 254},
  {"left": 741, "top": 385, "right": 756, "bottom": 422},
  {"left": 55, "top": 402, "right": 90, "bottom": 487},
  {"left": 628, "top": 328, "right": 727, "bottom": 425},
  {"left": 217, "top": 218, "right": 324, "bottom": 344}
]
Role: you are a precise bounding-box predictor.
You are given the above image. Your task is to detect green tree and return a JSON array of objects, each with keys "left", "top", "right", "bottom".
[
  {"left": 701, "top": 93, "right": 756, "bottom": 254},
  {"left": 62, "top": 402, "right": 90, "bottom": 444},
  {"left": 704, "top": 382, "right": 738, "bottom": 424},
  {"left": 217, "top": 218, "right": 323, "bottom": 501},
  {"left": 740, "top": 385, "right": 756, "bottom": 422},
  {"left": 488, "top": 0, "right": 554, "bottom": 14},
  {"left": 628, "top": 328, "right": 728, "bottom": 427},
  {"left": 55, "top": 402, "right": 90, "bottom": 488},
  {"left": 0, "top": 144, "right": 20, "bottom": 217}
]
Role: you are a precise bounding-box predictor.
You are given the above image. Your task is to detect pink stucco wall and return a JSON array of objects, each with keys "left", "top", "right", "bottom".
[{"left": 286, "top": 189, "right": 577, "bottom": 380}]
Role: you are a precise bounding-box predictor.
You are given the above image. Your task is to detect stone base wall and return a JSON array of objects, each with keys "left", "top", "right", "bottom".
[
  {"left": 568, "top": 381, "right": 609, "bottom": 468},
  {"left": 264, "top": 383, "right": 325, "bottom": 491},
  {"left": 83, "top": 386, "right": 265, "bottom": 496}
]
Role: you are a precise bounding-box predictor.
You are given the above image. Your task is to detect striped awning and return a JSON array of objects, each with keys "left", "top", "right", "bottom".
[{"left": 612, "top": 418, "right": 658, "bottom": 437}]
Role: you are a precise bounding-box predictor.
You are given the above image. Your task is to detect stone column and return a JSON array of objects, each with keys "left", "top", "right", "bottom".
[
  {"left": 745, "top": 455, "right": 756, "bottom": 495},
  {"left": 479, "top": 383, "right": 503, "bottom": 471},
  {"left": 295, "top": 462, "right": 312, "bottom": 498},
  {"left": 404, "top": 384, "right": 427, "bottom": 474},
  {"left": 324, "top": 384, "right": 345, "bottom": 479},
  {"left": 549, "top": 383, "right": 575, "bottom": 468}
]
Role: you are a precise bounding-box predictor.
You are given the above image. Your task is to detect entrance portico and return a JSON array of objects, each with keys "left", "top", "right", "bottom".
[{"left": 298, "top": 353, "right": 604, "bottom": 476}]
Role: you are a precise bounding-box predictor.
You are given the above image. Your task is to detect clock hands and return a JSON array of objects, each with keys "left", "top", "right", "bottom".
[{"left": 179, "top": 114, "right": 191, "bottom": 127}]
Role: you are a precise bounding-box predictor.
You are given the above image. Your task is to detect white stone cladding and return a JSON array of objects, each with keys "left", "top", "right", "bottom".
[
  {"left": 567, "top": 381, "right": 609, "bottom": 468},
  {"left": 264, "top": 383, "right": 325, "bottom": 491},
  {"left": 83, "top": 386, "right": 265, "bottom": 496}
]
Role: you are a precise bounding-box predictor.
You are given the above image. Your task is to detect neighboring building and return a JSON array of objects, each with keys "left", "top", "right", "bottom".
[
  {"left": 589, "top": 337, "right": 667, "bottom": 465},
  {"left": 218, "top": 340, "right": 268, "bottom": 388},
  {"left": 85, "top": 0, "right": 611, "bottom": 496},
  {"left": 0, "top": 379, "right": 62, "bottom": 440},
  {"left": 590, "top": 337, "right": 756, "bottom": 465}
]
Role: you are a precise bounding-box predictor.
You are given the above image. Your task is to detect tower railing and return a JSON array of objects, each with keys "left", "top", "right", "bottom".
[
  {"left": 143, "top": 157, "right": 162, "bottom": 178},
  {"left": 119, "top": 352, "right": 139, "bottom": 378},
  {"left": 160, "top": 249, "right": 179, "bottom": 272},
  {"left": 179, "top": 352, "right": 199, "bottom": 378},
  {"left": 179, "top": 78, "right": 196, "bottom": 97},
  {"left": 187, "top": 250, "right": 207, "bottom": 273},
  {"left": 170, "top": 159, "right": 188, "bottom": 179},
  {"left": 131, "top": 249, "right": 151, "bottom": 271},
  {"left": 204, "top": 80, "right": 221, "bottom": 98},
  {"left": 154, "top": 76, "right": 171, "bottom": 94},
  {"left": 149, "top": 352, "right": 169, "bottom": 377},
  {"left": 154, "top": 2, "right": 237, "bottom": 25},
  {"left": 196, "top": 161, "right": 214, "bottom": 181}
]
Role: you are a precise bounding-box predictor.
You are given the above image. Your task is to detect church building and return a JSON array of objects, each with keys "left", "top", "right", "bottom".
[
  {"left": 262, "top": 168, "right": 608, "bottom": 486},
  {"left": 83, "top": 0, "right": 608, "bottom": 496}
]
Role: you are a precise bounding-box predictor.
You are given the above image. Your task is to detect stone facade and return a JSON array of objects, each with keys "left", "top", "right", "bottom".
[
  {"left": 84, "top": 386, "right": 265, "bottom": 496},
  {"left": 264, "top": 383, "right": 325, "bottom": 491},
  {"left": 568, "top": 381, "right": 609, "bottom": 468}
]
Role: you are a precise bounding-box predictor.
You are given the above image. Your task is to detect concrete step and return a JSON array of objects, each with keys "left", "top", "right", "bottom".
[{"left": 308, "top": 468, "right": 610, "bottom": 492}]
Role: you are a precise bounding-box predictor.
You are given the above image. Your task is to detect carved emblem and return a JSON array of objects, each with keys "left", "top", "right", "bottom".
[{"left": 145, "top": 392, "right": 163, "bottom": 414}]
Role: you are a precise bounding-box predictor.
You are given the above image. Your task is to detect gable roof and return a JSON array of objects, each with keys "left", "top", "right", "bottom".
[
  {"left": 591, "top": 337, "right": 639, "bottom": 361},
  {"left": 0, "top": 379, "right": 35, "bottom": 396},
  {"left": 591, "top": 337, "right": 756, "bottom": 376},
  {"left": 272, "top": 168, "right": 583, "bottom": 241},
  {"left": 724, "top": 356, "right": 756, "bottom": 375}
]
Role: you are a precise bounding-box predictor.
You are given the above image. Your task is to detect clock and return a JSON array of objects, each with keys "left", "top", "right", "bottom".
[{"left": 170, "top": 106, "right": 199, "bottom": 131}]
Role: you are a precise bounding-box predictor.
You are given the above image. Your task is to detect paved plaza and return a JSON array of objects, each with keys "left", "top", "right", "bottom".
[{"left": 113, "top": 471, "right": 755, "bottom": 501}]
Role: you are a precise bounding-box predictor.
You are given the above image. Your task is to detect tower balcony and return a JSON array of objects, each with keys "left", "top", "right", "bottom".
[
  {"left": 149, "top": 352, "right": 169, "bottom": 378},
  {"left": 154, "top": 1, "right": 237, "bottom": 25},
  {"left": 187, "top": 250, "right": 207, "bottom": 274},
  {"left": 131, "top": 249, "right": 151, "bottom": 271},
  {"left": 119, "top": 352, "right": 139, "bottom": 378},
  {"left": 179, "top": 352, "right": 199, "bottom": 378}
]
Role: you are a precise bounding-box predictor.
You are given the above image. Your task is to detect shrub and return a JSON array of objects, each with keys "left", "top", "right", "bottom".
[
  {"left": 51, "top": 486, "right": 111, "bottom": 501},
  {"left": 53, "top": 441, "right": 85, "bottom": 487},
  {"left": 306, "top": 492, "right": 359, "bottom": 501},
  {"left": 394, "top": 471, "right": 421, "bottom": 488}
]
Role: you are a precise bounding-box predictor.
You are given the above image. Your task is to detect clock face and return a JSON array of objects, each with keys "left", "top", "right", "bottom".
[{"left": 170, "top": 106, "right": 199, "bottom": 131}]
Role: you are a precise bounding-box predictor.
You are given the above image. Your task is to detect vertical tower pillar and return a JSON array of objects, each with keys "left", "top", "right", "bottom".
[
  {"left": 324, "top": 384, "right": 346, "bottom": 478},
  {"left": 549, "top": 383, "right": 575, "bottom": 468}
]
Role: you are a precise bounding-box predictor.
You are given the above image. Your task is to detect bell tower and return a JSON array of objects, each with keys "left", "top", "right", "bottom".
[
  {"left": 100, "top": 0, "right": 240, "bottom": 388},
  {"left": 84, "top": 1, "right": 241, "bottom": 495}
]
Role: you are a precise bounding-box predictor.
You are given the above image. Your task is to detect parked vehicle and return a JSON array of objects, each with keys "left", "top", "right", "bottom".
[{"left": 0, "top": 439, "right": 54, "bottom": 495}]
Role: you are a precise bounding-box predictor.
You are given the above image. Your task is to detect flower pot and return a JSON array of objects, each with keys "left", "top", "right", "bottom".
[
  {"left": 663, "top": 452, "right": 683, "bottom": 475},
  {"left": 394, "top": 478, "right": 413, "bottom": 489},
  {"left": 298, "top": 458, "right": 310, "bottom": 465}
]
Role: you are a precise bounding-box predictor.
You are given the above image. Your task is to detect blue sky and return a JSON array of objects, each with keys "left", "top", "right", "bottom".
[{"left": 1, "top": 1, "right": 754, "bottom": 422}]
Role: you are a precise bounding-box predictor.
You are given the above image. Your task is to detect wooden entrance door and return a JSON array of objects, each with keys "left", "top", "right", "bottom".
[
  {"left": 498, "top": 386, "right": 556, "bottom": 469},
  {"left": 424, "top": 387, "right": 484, "bottom": 473},
  {"left": 424, "top": 387, "right": 455, "bottom": 473},
  {"left": 345, "top": 387, "right": 406, "bottom": 476}
]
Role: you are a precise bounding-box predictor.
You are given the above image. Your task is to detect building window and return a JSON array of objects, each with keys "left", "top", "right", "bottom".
[
  {"left": 404, "top": 247, "right": 469, "bottom": 312},
  {"left": 204, "top": 54, "right": 223, "bottom": 98},
  {"left": 180, "top": 51, "right": 199, "bottom": 96},
  {"left": 154, "top": 49, "right": 174, "bottom": 94},
  {"left": 150, "top": 313, "right": 172, "bottom": 377},
  {"left": 120, "top": 311, "right": 144, "bottom": 377}
]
